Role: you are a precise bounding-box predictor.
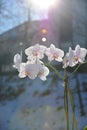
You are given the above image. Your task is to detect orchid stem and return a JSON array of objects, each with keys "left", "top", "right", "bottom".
[
  {"left": 45, "top": 63, "right": 64, "bottom": 80},
  {"left": 65, "top": 70, "right": 78, "bottom": 130},
  {"left": 64, "top": 71, "right": 69, "bottom": 130}
]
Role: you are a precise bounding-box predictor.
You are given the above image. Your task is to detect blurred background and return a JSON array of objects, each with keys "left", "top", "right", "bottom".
[{"left": 0, "top": 0, "right": 87, "bottom": 130}]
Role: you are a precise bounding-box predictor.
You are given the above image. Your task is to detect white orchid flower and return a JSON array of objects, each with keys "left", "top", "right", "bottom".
[
  {"left": 45, "top": 44, "right": 64, "bottom": 62},
  {"left": 73, "top": 44, "right": 87, "bottom": 64},
  {"left": 18, "top": 60, "right": 49, "bottom": 80},
  {"left": 37, "top": 62, "right": 49, "bottom": 81},
  {"left": 63, "top": 53, "right": 69, "bottom": 68},
  {"left": 68, "top": 47, "right": 75, "bottom": 67},
  {"left": 13, "top": 53, "right": 22, "bottom": 71},
  {"left": 63, "top": 47, "right": 75, "bottom": 68},
  {"left": 19, "top": 62, "right": 39, "bottom": 79},
  {"left": 25, "top": 44, "right": 46, "bottom": 61},
  {"left": 63, "top": 45, "right": 87, "bottom": 68}
]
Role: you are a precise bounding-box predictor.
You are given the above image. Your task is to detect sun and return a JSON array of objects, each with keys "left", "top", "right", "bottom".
[{"left": 31, "top": 0, "right": 56, "bottom": 10}]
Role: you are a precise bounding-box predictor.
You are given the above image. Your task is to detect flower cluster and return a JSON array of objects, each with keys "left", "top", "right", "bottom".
[
  {"left": 13, "top": 44, "right": 87, "bottom": 80},
  {"left": 63, "top": 45, "right": 87, "bottom": 68}
]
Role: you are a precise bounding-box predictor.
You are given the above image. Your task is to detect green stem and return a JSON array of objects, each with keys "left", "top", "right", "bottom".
[
  {"left": 67, "top": 79, "right": 78, "bottom": 130},
  {"left": 71, "top": 60, "right": 87, "bottom": 75},
  {"left": 64, "top": 70, "right": 78, "bottom": 130},
  {"left": 71, "top": 63, "right": 81, "bottom": 75},
  {"left": 84, "top": 60, "right": 87, "bottom": 64},
  {"left": 64, "top": 72, "right": 69, "bottom": 130},
  {"left": 44, "top": 62, "right": 64, "bottom": 80},
  {"left": 68, "top": 86, "right": 74, "bottom": 130}
]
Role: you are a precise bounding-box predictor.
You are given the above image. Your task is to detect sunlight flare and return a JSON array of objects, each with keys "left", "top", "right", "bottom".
[{"left": 31, "top": 0, "right": 56, "bottom": 10}]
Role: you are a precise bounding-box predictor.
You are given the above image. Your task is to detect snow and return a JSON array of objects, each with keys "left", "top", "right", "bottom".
[{"left": 0, "top": 72, "right": 87, "bottom": 130}]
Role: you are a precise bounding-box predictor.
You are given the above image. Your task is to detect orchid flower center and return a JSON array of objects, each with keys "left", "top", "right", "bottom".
[
  {"left": 32, "top": 51, "right": 38, "bottom": 56},
  {"left": 53, "top": 53, "right": 58, "bottom": 59},
  {"left": 24, "top": 70, "right": 31, "bottom": 76},
  {"left": 38, "top": 70, "right": 43, "bottom": 76},
  {"left": 65, "top": 59, "right": 69, "bottom": 63},
  {"left": 73, "top": 56, "right": 79, "bottom": 62}
]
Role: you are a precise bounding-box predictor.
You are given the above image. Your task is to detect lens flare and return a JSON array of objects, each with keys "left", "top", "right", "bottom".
[
  {"left": 42, "top": 37, "right": 47, "bottom": 42},
  {"left": 32, "top": 0, "right": 56, "bottom": 10}
]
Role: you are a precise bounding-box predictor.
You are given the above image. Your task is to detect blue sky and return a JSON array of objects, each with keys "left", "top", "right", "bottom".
[{"left": 0, "top": 0, "right": 47, "bottom": 34}]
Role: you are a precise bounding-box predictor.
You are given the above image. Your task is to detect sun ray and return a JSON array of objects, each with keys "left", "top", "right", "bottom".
[{"left": 31, "top": 0, "right": 56, "bottom": 10}]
